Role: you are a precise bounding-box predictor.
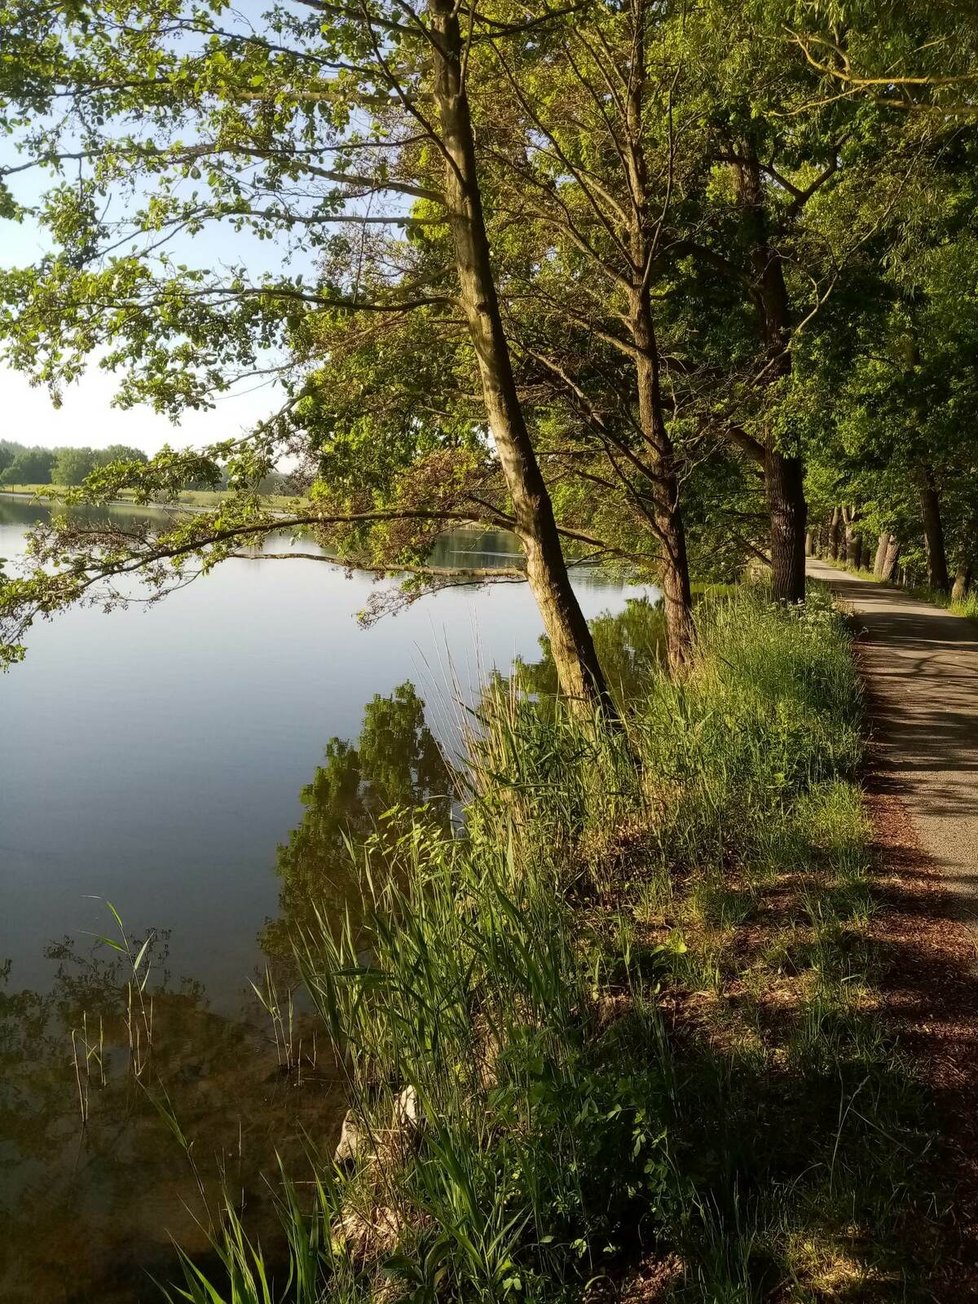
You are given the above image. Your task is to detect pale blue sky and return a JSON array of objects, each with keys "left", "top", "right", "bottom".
[
  {"left": 0, "top": 134, "right": 292, "bottom": 455},
  {"left": 0, "top": 364, "right": 277, "bottom": 455}
]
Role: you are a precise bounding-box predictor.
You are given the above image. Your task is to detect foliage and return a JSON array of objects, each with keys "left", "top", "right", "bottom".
[
  {"left": 0, "top": 445, "right": 54, "bottom": 486},
  {"left": 2, "top": 0, "right": 976, "bottom": 653}
]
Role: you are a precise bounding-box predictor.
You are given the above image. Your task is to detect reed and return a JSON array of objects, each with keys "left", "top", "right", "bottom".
[{"left": 166, "top": 585, "right": 935, "bottom": 1301}]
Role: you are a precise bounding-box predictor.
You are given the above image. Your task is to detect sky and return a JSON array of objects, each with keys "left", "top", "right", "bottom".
[
  {"left": 0, "top": 365, "right": 278, "bottom": 456},
  {"left": 0, "top": 215, "right": 282, "bottom": 456},
  {"left": 0, "top": 120, "right": 289, "bottom": 456}
]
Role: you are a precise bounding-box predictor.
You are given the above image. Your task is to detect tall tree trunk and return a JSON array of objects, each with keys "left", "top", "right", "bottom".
[
  {"left": 805, "top": 529, "right": 815, "bottom": 557},
  {"left": 619, "top": 2, "right": 694, "bottom": 671},
  {"left": 881, "top": 535, "right": 901, "bottom": 582},
  {"left": 766, "top": 449, "right": 807, "bottom": 602},
  {"left": 842, "top": 506, "right": 859, "bottom": 567},
  {"left": 918, "top": 465, "right": 950, "bottom": 592},
  {"left": 873, "top": 532, "right": 890, "bottom": 578},
  {"left": 952, "top": 563, "right": 972, "bottom": 603},
  {"left": 429, "top": 0, "right": 611, "bottom": 711},
  {"left": 828, "top": 506, "right": 842, "bottom": 560},
  {"left": 628, "top": 289, "right": 695, "bottom": 669},
  {"left": 733, "top": 138, "right": 807, "bottom": 602}
]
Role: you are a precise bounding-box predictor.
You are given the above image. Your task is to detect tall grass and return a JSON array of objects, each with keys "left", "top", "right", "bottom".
[{"left": 165, "top": 585, "right": 934, "bottom": 1302}]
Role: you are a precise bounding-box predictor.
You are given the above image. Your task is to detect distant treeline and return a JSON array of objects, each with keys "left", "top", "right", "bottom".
[{"left": 0, "top": 440, "right": 289, "bottom": 494}]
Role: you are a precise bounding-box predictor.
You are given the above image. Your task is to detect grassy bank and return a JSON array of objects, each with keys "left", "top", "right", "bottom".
[{"left": 170, "top": 586, "right": 935, "bottom": 1303}]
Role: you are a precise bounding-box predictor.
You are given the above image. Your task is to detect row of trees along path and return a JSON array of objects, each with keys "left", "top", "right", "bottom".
[{"left": 4, "top": 0, "right": 978, "bottom": 710}]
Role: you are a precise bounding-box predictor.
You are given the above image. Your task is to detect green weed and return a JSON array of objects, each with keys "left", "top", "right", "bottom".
[{"left": 164, "top": 584, "right": 935, "bottom": 1302}]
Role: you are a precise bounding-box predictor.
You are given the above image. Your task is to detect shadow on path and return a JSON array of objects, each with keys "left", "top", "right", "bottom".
[
  {"left": 809, "top": 560, "right": 978, "bottom": 1299},
  {"left": 809, "top": 560, "right": 978, "bottom": 923}
]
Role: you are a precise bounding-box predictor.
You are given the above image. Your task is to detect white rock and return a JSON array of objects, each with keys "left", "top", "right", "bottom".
[
  {"left": 333, "top": 1109, "right": 362, "bottom": 1166},
  {"left": 392, "top": 1085, "right": 420, "bottom": 1131}
]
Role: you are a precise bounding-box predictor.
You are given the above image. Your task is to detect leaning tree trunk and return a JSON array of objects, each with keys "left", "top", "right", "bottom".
[
  {"left": 918, "top": 465, "right": 950, "bottom": 592},
  {"left": 952, "top": 563, "right": 972, "bottom": 603},
  {"left": 734, "top": 138, "right": 807, "bottom": 603},
  {"left": 881, "top": 535, "right": 901, "bottom": 582},
  {"left": 429, "top": 0, "right": 611, "bottom": 711}
]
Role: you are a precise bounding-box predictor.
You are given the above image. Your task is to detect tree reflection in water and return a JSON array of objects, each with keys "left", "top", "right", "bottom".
[
  {"left": 264, "top": 681, "right": 455, "bottom": 966},
  {"left": 511, "top": 596, "right": 666, "bottom": 708},
  {"left": 0, "top": 680, "right": 452, "bottom": 1303},
  {"left": 0, "top": 932, "right": 337, "bottom": 1303}
]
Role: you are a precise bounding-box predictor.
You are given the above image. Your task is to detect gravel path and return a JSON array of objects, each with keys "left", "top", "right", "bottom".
[{"left": 808, "top": 558, "right": 978, "bottom": 939}]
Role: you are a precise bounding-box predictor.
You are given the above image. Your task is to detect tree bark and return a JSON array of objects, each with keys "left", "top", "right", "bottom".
[
  {"left": 918, "top": 465, "right": 950, "bottom": 592},
  {"left": 619, "top": 21, "right": 694, "bottom": 671},
  {"left": 765, "top": 448, "right": 807, "bottom": 602},
  {"left": 733, "top": 137, "right": 807, "bottom": 602},
  {"left": 952, "top": 563, "right": 972, "bottom": 603},
  {"left": 850, "top": 532, "right": 863, "bottom": 571},
  {"left": 805, "top": 530, "right": 815, "bottom": 557},
  {"left": 628, "top": 287, "right": 695, "bottom": 669},
  {"left": 842, "top": 506, "right": 860, "bottom": 568},
  {"left": 828, "top": 506, "right": 842, "bottom": 560},
  {"left": 429, "top": 0, "right": 611, "bottom": 711},
  {"left": 881, "top": 535, "right": 901, "bottom": 583},
  {"left": 873, "top": 532, "right": 889, "bottom": 578}
]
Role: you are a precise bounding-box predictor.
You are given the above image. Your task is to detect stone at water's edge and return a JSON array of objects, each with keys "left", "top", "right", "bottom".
[
  {"left": 392, "top": 1085, "right": 420, "bottom": 1131},
  {"left": 334, "top": 1110, "right": 362, "bottom": 1166}
]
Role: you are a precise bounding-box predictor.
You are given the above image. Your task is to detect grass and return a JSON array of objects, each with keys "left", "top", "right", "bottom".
[{"left": 163, "top": 585, "right": 937, "bottom": 1303}]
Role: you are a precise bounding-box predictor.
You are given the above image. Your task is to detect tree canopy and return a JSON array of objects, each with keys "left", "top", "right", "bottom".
[{"left": 0, "top": 0, "right": 976, "bottom": 680}]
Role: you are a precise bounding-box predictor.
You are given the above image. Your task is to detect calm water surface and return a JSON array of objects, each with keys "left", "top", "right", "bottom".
[{"left": 0, "top": 495, "right": 651, "bottom": 1302}]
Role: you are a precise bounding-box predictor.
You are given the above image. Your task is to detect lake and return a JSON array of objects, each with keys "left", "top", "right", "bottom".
[{"left": 0, "top": 494, "right": 653, "bottom": 1301}]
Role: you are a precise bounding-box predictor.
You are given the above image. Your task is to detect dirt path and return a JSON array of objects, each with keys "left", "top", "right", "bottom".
[
  {"left": 808, "top": 558, "right": 978, "bottom": 1296},
  {"left": 808, "top": 558, "right": 978, "bottom": 935}
]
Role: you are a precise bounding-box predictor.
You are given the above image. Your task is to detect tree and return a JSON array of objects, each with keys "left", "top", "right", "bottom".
[
  {"left": 783, "top": 0, "right": 978, "bottom": 117},
  {"left": 50, "top": 447, "right": 98, "bottom": 485},
  {"left": 653, "top": 0, "right": 920, "bottom": 602},
  {"left": 96, "top": 445, "right": 149, "bottom": 468},
  {"left": 471, "top": 0, "right": 696, "bottom": 666},
  {"left": 0, "top": 448, "right": 54, "bottom": 486},
  {"left": 802, "top": 129, "right": 978, "bottom": 592},
  {"left": 0, "top": 0, "right": 612, "bottom": 708}
]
